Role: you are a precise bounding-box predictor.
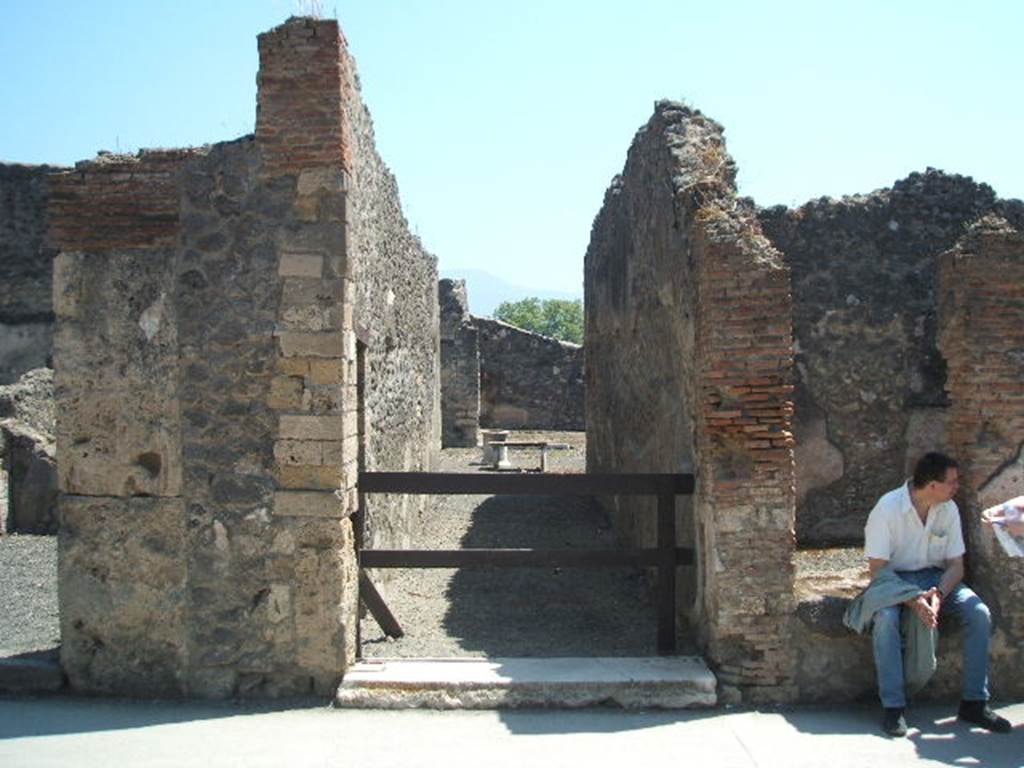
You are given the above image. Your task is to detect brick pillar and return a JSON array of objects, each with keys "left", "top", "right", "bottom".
[
  {"left": 937, "top": 216, "right": 1024, "bottom": 694},
  {"left": 257, "top": 17, "right": 360, "bottom": 692},
  {"left": 257, "top": 17, "right": 355, "bottom": 177},
  {"left": 693, "top": 207, "right": 798, "bottom": 703}
]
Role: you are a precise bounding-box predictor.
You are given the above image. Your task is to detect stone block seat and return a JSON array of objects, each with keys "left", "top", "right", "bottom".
[{"left": 793, "top": 547, "right": 967, "bottom": 703}]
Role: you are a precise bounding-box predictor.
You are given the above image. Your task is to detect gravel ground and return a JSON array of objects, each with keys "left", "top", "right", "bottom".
[
  {"left": 0, "top": 432, "right": 866, "bottom": 661},
  {"left": 0, "top": 534, "right": 59, "bottom": 654},
  {"left": 359, "top": 431, "right": 673, "bottom": 658}
]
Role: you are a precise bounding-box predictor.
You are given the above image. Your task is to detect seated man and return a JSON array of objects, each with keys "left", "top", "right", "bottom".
[{"left": 864, "top": 452, "right": 1011, "bottom": 737}]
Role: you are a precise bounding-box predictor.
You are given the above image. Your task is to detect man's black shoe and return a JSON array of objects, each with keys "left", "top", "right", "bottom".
[
  {"left": 958, "top": 700, "right": 1012, "bottom": 733},
  {"left": 882, "top": 707, "right": 908, "bottom": 737}
]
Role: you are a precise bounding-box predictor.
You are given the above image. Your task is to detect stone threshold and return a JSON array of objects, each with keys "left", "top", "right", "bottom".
[{"left": 336, "top": 656, "right": 717, "bottom": 710}]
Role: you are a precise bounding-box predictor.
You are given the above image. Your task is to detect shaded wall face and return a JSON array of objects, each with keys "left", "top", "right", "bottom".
[
  {"left": 477, "top": 318, "right": 584, "bottom": 432},
  {"left": 439, "top": 279, "right": 480, "bottom": 447},
  {"left": 584, "top": 125, "right": 698, "bottom": 552},
  {"left": 938, "top": 220, "right": 1024, "bottom": 697},
  {"left": 0, "top": 164, "right": 61, "bottom": 383},
  {"left": 585, "top": 102, "right": 797, "bottom": 703},
  {"left": 344, "top": 68, "right": 440, "bottom": 555},
  {"left": 759, "top": 171, "right": 1010, "bottom": 545}
]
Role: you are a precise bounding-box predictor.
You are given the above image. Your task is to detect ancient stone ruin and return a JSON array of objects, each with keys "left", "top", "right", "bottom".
[
  {"left": 439, "top": 278, "right": 583, "bottom": 448},
  {"left": 1, "top": 16, "right": 1021, "bottom": 707},
  {"left": 45, "top": 17, "right": 438, "bottom": 697},
  {"left": 586, "top": 100, "right": 1024, "bottom": 701}
]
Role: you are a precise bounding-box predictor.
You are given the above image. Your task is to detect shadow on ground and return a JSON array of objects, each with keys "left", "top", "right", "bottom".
[
  {"left": 441, "top": 494, "right": 683, "bottom": 657},
  {"left": 782, "top": 702, "right": 1023, "bottom": 766},
  {"left": 0, "top": 694, "right": 328, "bottom": 739}
]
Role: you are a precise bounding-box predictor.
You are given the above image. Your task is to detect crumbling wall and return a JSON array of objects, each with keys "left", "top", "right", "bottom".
[
  {"left": 759, "top": 171, "right": 1021, "bottom": 545},
  {"left": 0, "top": 367, "right": 56, "bottom": 534},
  {"left": 439, "top": 279, "right": 480, "bottom": 447},
  {"left": 586, "top": 101, "right": 797, "bottom": 703},
  {"left": 477, "top": 317, "right": 584, "bottom": 431},
  {"left": 938, "top": 216, "right": 1024, "bottom": 697},
  {"left": 52, "top": 17, "right": 437, "bottom": 698},
  {"left": 0, "top": 164, "right": 62, "bottom": 384}
]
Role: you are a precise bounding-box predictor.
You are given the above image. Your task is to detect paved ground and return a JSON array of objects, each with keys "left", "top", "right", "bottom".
[{"left": 1, "top": 696, "right": 1022, "bottom": 767}]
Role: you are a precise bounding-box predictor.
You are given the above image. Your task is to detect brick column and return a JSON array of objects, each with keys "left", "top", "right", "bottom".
[
  {"left": 693, "top": 207, "right": 798, "bottom": 703},
  {"left": 937, "top": 216, "right": 1024, "bottom": 694},
  {"left": 258, "top": 17, "right": 360, "bottom": 691}
]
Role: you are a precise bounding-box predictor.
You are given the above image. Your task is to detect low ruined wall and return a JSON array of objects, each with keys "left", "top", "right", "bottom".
[
  {"left": 759, "top": 171, "right": 1024, "bottom": 545},
  {"left": 586, "top": 101, "right": 797, "bottom": 703},
  {"left": 52, "top": 17, "right": 437, "bottom": 698},
  {"left": 477, "top": 317, "right": 583, "bottom": 431},
  {"left": 439, "top": 279, "right": 480, "bottom": 447},
  {"left": 0, "top": 164, "right": 62, "bottom": 384}
]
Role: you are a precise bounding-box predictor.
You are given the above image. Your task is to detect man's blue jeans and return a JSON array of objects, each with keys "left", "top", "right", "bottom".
[{"left": 871, "top": 567, "right": 991, "bottom": 708}]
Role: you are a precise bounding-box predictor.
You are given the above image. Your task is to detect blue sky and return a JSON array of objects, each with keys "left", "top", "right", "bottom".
[{"left": 3, "top": 1, "right": 1022, "bottom": 296}]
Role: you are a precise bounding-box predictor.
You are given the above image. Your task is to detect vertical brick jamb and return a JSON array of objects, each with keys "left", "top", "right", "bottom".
[
  {"left": 693, "top": 208, "right": 798, "bottom": 703},
  {"left": 937, "top": 218, "right": 1024, "bottom": 683},
  {"left": 257, "top": 17, "right": 359, "bottom": 690}
]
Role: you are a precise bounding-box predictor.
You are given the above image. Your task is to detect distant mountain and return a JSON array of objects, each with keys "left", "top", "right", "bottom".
[{"left": 440, "top": 267, "right": 582, "bottom": 317}]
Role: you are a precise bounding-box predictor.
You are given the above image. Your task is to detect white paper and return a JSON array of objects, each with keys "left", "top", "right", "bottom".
[{"left": 983, "top": 497, "right": 1024, "bottom": 558}]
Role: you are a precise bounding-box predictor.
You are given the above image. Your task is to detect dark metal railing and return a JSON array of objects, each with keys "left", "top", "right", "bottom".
[{"left": 357, "top": 472, "right": 695, "bottom": 654}]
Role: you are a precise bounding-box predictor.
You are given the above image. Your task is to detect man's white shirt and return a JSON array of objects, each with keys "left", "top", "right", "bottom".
[{"left": 864, "top": 482, "right": 965, "bottom": 571}]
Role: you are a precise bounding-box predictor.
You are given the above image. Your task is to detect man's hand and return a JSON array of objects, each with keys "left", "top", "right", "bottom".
[{"left": 904, "top": 588, "right": 940, "bottom": 628}]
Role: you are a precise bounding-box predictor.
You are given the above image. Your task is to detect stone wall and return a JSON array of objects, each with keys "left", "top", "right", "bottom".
[
  {"left": 0, "top": 164, "right": 62, "bottom": 384},
  {"left": 438, "top": 279, "right": 583, "bottom": 438},
  {"left": 477, "top": 318, "right": 584, "bottom": 431},
  {"left": 439, "top": 279, "right": 480, "bottom": 447},
  {"left": 0, "top": 367, "right": 56, "bottom": 534},
  {"left": 343, "top": 56, "right": 439, "bottom": 556},
  {"left": 937, "top": 215, "right": 1024, "bottom": 697},
  {"left": 586, "top": 101, "right": 797, "bottom": 703},
  {"left": 759, "top": 171, "right": 1024, "bottom": 545},
  {"left": 52, "top": 17, "right": 437, "bottom": 698}
]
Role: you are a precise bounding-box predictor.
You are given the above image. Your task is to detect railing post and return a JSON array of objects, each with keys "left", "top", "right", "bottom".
[{"left": 656, "top": 478, "right": 677, "bottom": 654}]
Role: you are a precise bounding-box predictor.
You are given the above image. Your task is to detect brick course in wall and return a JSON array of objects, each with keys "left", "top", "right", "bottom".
[{"left": 48, "top": 150, "right": 197, "bottom": 253}]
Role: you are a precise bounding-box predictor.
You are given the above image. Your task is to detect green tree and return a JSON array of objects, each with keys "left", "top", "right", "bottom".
[{"left": 493, "top": 297, "right": 583, "bottom": 344}]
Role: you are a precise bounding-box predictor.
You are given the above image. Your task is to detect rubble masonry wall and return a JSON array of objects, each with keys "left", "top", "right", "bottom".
[
  {"left": 0, "top": 164, "right": 62, "bottom": 384},
  {"left": 477, "top": 317, "right": 584, "bottom": 431},
  {"left": 52, "top": 17, "right": 437, "bottom": 698},
  {"left": 759, "top": 173, "right": 1024, "bottom": 545}
]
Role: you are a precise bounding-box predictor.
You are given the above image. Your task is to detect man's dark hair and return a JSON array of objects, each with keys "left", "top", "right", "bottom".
[{"left": 912, "top": 452, "right": 959, "bottom": 488}]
